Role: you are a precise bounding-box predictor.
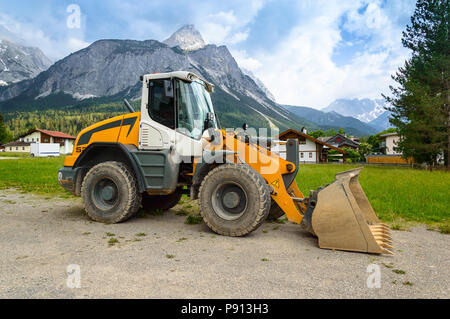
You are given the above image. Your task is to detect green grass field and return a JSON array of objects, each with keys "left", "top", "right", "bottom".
[
  {"left": 0, "top": 156, "right": 68, "bottom": 196},
  {"left": 0, "top": 157, "right": 448, "bottom": 230},
  {"left": 296, "top": 164, "right": 449, "bottom": 231},
  {"left": 0, "top": 152, "right": 32, "bottom": 158}
]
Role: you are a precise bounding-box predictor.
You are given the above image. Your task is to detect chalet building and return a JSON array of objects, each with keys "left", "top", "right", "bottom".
[
  {"left": 379, "top": 132, "right": 401, "bottom": 155},
  {"left": 275, "top": 129, "right": 347, "bottom": 163},
  {"left": 318, "top": 134, "right": 360, "bottom": 150},
  {"left": 366, "top": 132, "right": 412, "bottom": 165},
  {"left": 2, "top": 141, "right": 30, "bottom": 153},
  {"left": 3, "top": 129, "right": 76, "bottom": 154}
]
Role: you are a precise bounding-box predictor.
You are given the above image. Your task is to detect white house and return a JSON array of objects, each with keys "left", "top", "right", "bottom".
[
  {"left": 273, "top": 129, "right": 347, "bottom": 163},
  {"left": 3, "top": 129, "right": 76, "bottom": 154},
  {"left": 380, "top": 132, "right": 401, "bottom": 155}
]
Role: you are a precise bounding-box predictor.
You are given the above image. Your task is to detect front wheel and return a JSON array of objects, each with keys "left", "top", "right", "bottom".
[
  {"left": 81, "top": 161, "right": 141, "bottom": 223},
  {"left": 199, "top": 164, "right": 271, "bottom": 237}
]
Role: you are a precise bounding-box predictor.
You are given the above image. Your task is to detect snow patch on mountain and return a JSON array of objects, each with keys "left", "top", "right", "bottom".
[
  {"left": 220, "top": 84, "right": 240, "bottom": 101},
  {"left": 356, "top": 100, "right": 387, "bottom": 123},
  {"left": 35, "top": 89, "right": 52, "bottom": 99},
  {"left": 71, "top": 92, "right": 97, "bottom": 100},
  {"left": 0, "top": 80, "right": 7, "bottom": 86},
  {"left": 0, "top": 58, "right": 9, "bottom": 71}
]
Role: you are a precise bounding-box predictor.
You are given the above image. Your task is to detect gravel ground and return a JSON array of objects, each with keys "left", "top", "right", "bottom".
[{"left": 0, "top": 189, "right": 448, "bottom": 299}]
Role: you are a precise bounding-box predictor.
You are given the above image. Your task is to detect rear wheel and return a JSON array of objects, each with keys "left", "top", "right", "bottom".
[
  {"left": 81, "top": 161, "right": 141, "bottom": 223},
  {"left": 199, "top": 164, "right": 271, "bottom": 236},
  {"left": 141, "top": 188, "right": 183, "bottom": 212}
]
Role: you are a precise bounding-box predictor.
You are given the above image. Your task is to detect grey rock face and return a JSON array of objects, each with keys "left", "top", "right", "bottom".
[
  {"left": 0, "top": 38, "right": 275, "bottom": 107},
  {"left": 163, "top": 25, "right": 206, "bottom": 51},
  {"left": 242, "top": 68, "right": 276, "bottom": 102},
  {"left": 0, "top": 39, "right": 51, "bottom": 85}
]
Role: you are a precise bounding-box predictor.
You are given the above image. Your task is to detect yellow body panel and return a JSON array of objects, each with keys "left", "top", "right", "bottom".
[
  {"left": 64, "top": 112, "right": 140, "bottom": 167},
  {"left": 117, "top": 112, "right": 141, "bottom": 147}
]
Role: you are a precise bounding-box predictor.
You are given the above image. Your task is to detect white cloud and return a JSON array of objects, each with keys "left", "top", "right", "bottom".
[
  {"left": 67, "top": 37, "right": 90, "bottom": 53},
  {"left": 233, "top": 0, "right": 414, "bottom": 108},
  {"left": 229, "top": 31, "right": 249, "bottom": 44},
  {"left": 196, "top": 1, "right": 265, "bottom": 45},
  {"left": 232, "top": 50, "right": 262, "bottom": 70},
  {"left": 0, "top": 13, "right": 89, "bottom": 61}
]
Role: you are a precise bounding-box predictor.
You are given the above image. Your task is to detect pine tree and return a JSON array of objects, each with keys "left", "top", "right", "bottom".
[
  {"left": 385, "top": 0, "right": 449, "bottom": 168},
  {"left": 0, "top": 113, "right": 13, "bottom": 144},
  {"left": 0, "top": 113, "right": 6, "bottom": 143}
]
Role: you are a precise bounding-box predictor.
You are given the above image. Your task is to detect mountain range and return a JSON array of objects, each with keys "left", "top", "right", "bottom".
[
  {"left": 321, "top": 98, "right": 393, "bottom": 131},
  {"left": 283, "top": 105, "right": 379, "bottom": 136},
  {"left": 0, "top": 24, "right": 391, "bottom": 136},
  {"left": 0, "top": 25, "right": 315, "bottom": 132}
]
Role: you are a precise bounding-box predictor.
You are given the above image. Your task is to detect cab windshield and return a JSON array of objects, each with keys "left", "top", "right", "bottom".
[{"left": 176, "top": 79, "right": 217, "bottom": 139}]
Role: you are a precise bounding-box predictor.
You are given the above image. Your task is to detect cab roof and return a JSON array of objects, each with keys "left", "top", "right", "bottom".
[{"left": 142, "top": 71, "right": 214, "bottom": 93}]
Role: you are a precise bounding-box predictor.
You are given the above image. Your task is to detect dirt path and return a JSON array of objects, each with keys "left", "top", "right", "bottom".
[{"left": 0, "top": 189, "right": 448, "bottom": 299}]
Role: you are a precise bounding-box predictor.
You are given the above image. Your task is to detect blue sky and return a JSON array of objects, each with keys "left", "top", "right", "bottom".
[{"left": 0, "top": 0, "right": 417, "bottom": 108}]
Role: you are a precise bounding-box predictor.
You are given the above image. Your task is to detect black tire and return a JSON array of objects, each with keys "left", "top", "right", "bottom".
[
  {"left": 81, "top": 161, "right": 141, "bottom": 223},
  {"left": 267, "top": 201, "right": 285, "bottom": 220},
  {"left": 199, "top": 164, "right": 271, "bottom": 237},
  {"left": 141, "top": 188, "right": 183, "bottom": 211}
]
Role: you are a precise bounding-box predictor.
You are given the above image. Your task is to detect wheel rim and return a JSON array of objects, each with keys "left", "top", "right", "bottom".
[
  {"left": 92, "top": 177, "right": 119, "bottom": 211},
  {"left": 211, "top": 181, "right": 248, "bottom": 221}
]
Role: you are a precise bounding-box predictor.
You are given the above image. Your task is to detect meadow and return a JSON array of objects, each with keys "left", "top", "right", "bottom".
[
  {"left": 0, "top": 156, "right": 448, "bottom": 231},
  {"left": 296, "top": 164, "right": 449, "bottom": 232}
]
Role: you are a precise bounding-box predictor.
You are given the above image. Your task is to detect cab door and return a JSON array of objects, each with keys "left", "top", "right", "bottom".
[
  {"left": 139, "top": 78, "right": 176, "bottom": 151},
  {"left": 174, "top": 79, "right": 206, "bottom": 159}
]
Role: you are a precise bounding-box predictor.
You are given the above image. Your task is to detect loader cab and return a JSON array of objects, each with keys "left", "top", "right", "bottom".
[{"left": 139, "top": 72, "right": 217, "bottom": 157}]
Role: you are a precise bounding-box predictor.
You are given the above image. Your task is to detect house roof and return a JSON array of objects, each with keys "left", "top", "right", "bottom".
[
  {"left": 278, "top": 129, "right": 347, "bottom": 154},
  {"left": 379, "top": 132, "right": 398, "bottom": 138},
  {"left": 317, "top": 136, "right": 332, "bottom": 142},
  {"left": 325, "top": 134, "right": 360, "bottom": 148},
  {"left": 4, "top": 141, "right": 31, "bottom": 147},
  {"left": 21, "top": 129, "right": 76, "bottom": 140}
]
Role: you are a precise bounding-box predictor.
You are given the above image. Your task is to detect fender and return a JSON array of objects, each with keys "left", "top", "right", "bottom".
[{"left": 73, "top": 142, "right": 146, "bottom": 193}]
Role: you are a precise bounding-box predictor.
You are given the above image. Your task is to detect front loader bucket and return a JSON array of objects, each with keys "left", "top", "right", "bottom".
[{"left": 302, "top": 168, "right": 393, "bottom": 255}]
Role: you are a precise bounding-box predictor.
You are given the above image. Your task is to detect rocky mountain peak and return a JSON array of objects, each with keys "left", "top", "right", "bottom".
[
  {"left": 163, "top": 24, "right": 205, "bottom": 51},
  {"left": 0, "top": 38, "right": 52, "bottom": 85}
]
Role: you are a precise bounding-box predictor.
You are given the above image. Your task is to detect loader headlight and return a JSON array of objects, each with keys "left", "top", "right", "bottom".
[{"left": 58, "top": 172, "right": 63, "bottom": 182}]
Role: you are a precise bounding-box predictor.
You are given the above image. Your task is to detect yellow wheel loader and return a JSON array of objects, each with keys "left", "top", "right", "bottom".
[{"left": 58, "top": 71, "right": 392, "bottom": 254}]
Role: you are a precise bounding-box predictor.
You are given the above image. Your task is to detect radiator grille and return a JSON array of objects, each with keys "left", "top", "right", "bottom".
[{"left": 140, "top": 127, "right": 150, "bottom": 147}]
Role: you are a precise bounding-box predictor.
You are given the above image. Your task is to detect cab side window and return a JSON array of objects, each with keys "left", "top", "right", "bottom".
[{"left": 148, "top": 79, "right": 175, "bottom": 129}]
